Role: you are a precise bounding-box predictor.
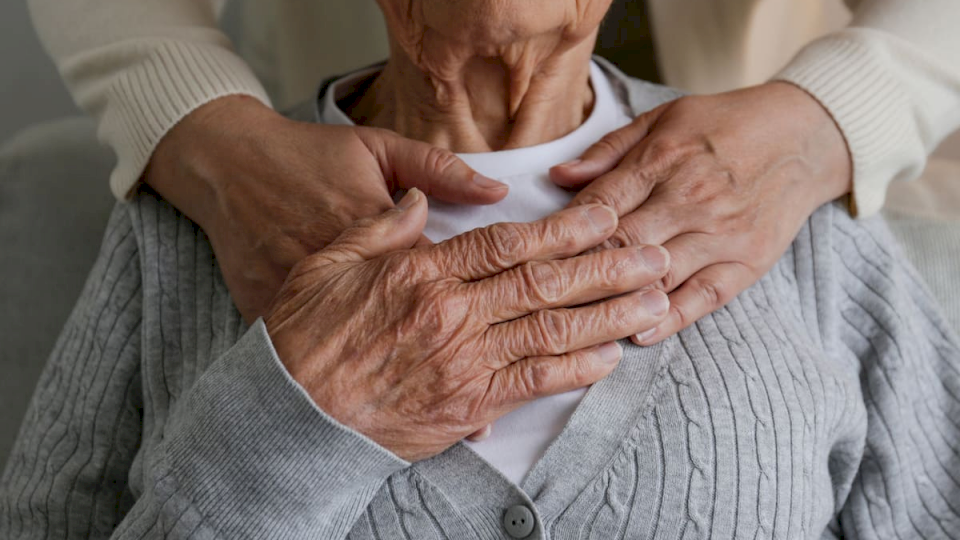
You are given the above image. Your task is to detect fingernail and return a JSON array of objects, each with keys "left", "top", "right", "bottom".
[
  {"left": 634, "top": 327, "right": 658, "bottom": 344},
  {"left": 639, "top": 246, "right": 669, "bottom": 273},
  {"left": 397, "top": 188, "right": 421, "bottom": 210},
  {"left": 596, "top": 341, "right": 623, "bottom": 364},
  {"left": 640, "top": 290, "right": 669, "bottom": 317},
  {"left": 586, "top": 205, "right": 617, "bottom": 233},
  {"left": 474, "top": 174, "right": 507, "bottom": 190},
  {"left": 556, "top": 159, "right": 582, "bottom": 169}
]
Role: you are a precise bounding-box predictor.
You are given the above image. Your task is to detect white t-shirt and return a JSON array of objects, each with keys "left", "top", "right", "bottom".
[{"left": 321, "top": 61, "right": 633, "bottom": 485}]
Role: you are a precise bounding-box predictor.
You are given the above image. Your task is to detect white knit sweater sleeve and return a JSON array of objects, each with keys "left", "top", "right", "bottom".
[
  {"left": 27, "top": 0, "right": 272, "bottom": 199},
  {"left": 775, "top": 0, "right": 960, "bottom": 217}
]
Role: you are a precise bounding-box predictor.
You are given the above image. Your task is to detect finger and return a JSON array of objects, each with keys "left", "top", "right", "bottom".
[
  {"left": 578, "top": 152, "right": 739, "bottom": 251},
  {"left": 635, "top": 262, "right": 755, "bottom": 346},
  {"left": 471, "top": 245, "right": 669, "bottom": 322},
  {"left": 357, "top": 128, "right": 509, "bottom": 205},
  {"left": 549, "top": 104, "right": 667, "bottom": 189},
  {"left": 489, "top": 342, "right": 623, "bottom": 408},
  {"left": 434, "top": 204, "right": 618, "bottom": 281},
  {"left": 488, "top": 288, "right": 669, "bottom": 365},
  {"left": 561, "top": 151, "right": 673, "bottom": 218},
  {"left": 315, "top": 188, "right": 428, "bottom": 264},
  {"left": 586, "top": 197, "right": 689, "bottom": 252},
  {"left": 656, "top": 232, "right": 728, "bottom": 293}
]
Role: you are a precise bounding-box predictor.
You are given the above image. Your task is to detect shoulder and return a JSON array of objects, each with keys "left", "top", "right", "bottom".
[
  {"left": 114, "top": 189, "right": 231, "bottom": 326},
  {"left": 71, "top": 191, "right": 198, "bottom": 330},
  {"left": 123, "top": 188, "right": 243, "bottom": 362},
  {"left": 123, "top": 187, "right": 206, "bottom": 255},
  {"left": 777, "top": 202, "right": 958, "bottom": 361},
  {"left": 592, "top": 55, "right": 685, "bottom": 116}
]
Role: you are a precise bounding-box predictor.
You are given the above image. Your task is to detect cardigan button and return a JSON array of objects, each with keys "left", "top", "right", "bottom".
[{"left": 503, "top": 504, "right": 535, "bottom": 538}]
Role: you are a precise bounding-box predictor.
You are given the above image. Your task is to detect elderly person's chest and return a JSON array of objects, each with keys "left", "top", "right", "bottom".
[
  {"left": 343, "top": 292, "right": 862, "bottom": 539},
  {"left": 131, "top": 207, "right": 861, "bottom": 539}
]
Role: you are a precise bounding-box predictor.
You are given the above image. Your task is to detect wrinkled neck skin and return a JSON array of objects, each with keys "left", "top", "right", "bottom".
[{"left": 349, "top": 26, "right": 600, "bottom": 152}]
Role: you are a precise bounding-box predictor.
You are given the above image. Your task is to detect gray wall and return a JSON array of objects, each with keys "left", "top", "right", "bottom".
[
  {"left": 0, "top": 2, "right": 78, "bottom": 142},
  {"left": 0, "top": 3, "right": 246, "bottom": 143}
]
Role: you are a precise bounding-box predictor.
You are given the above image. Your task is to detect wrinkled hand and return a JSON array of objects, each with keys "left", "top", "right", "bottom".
[
  {"left": 264, "top": 189, "right": 671, "bottom": 461},
  {"left": 145, "top": 95, "right": 508, "bottom": 322},
  {"left": 551, "top": 82, "right": 852, "bottom": 345}
]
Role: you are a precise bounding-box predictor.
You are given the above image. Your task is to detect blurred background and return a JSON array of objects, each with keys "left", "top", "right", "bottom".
[
  {"left": 0, "top": 1, "right": 76, "bottom": 142},
  {"left": 0, "top": 2, "right": 251, "bottom": 142}
]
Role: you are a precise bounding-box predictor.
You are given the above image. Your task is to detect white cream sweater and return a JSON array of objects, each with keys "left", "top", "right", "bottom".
[{"left": 27, "top": 0, "right": 960, "bottom": 216}]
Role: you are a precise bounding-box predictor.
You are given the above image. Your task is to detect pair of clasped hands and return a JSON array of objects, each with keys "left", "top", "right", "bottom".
[{"left": 147, "top": 82, "right": 850, "bottom": 462}]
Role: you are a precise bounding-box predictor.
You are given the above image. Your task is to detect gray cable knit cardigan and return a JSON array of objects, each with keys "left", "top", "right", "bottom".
[{"left": 2, "top": 61, "right": 960, "bottom": 539}]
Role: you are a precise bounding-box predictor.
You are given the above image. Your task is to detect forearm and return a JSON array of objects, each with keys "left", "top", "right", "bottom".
[
  {"left": 2, "top": 315, "right": 407, "bottom": 539},
  {"left": 775, "top": 0, "right": 960, "bottom": 216},
  {"left": 114, "top": 321, "right": 409, "bottom": 539},
  {"left": 28, "top": 0, "right": 271, "bottom": 199}
]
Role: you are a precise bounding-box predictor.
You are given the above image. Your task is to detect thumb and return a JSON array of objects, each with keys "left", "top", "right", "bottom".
[
  {"left": 321, "top": 188, "right": 429, "bottom": 264},
  {"left": 549, "top": 104, "right": 665, "bottom": 189},
  {"left": 357, "top": 127, "right": 508, "bottom": 205}
]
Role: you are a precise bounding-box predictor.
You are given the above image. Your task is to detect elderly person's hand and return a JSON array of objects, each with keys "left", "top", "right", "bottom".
[
  {"left": 265, "top": 189, "right": 671, "bottom": 461},
  {"left": 145, "top": 96, "right": 508, "bottom": 322},
  {"left": 551, "top": 82, "right": 852, "bottom": 345}
]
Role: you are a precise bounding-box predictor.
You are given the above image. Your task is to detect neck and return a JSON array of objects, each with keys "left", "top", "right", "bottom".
[{"left": 348, "top": 34, "right": 598, "bottom": 153}]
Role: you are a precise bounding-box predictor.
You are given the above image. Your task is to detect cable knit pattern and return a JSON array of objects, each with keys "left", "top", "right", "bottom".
[{"left": 2, "top": 75, "right": 960, "bottom": 539}]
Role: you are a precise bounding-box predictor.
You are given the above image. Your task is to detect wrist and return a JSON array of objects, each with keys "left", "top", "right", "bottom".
[
  {"left": 143, "top": 95, "right": 281, "bottom": 233},
  {"left": 765, "top": 81, "right": 853, "bottom": 207}
]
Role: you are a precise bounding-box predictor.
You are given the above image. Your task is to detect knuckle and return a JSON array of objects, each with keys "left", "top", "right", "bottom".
[
  {"left": 670, "top": 301, "right": 694, "bottom": 331},
  {"left": 685, "top": 171, "right": 729, "bottom": 206},
  {"left": 525, "top": 353, "right": 596, "bottom": 399},
  {"left": 643, "top": 138, "right": 683, "bottom": 169},
  {"left": 588, "top": 190, "right": 625, "bottom": 209},
  {"left": 720, "top": 168, "right": 740, "bottom": 191},
  {"left": 571, "top": 351, "right": 602, "bottom": 384},
  {"left": 659, "top": 268, "right": 679, "bottom": 292},
  {"left": 482, "top": 223, "right": 527, "bottom": 266},
  {"left": 600, "top": 251, "right": 630, "bottom": 286},
  {"left": 542, "top": 215, "right": 580, "bottom": 254},
  {"left": 604, "top": 227, "right": 634, "bottom": 250},
  {"left": 423, "top": 146, "right": 460, "bottom": 176},
  {"left": 656, "top": 246, "right": 686, "bottom": 292},
  {"left": 531, "top": 309, "right": 571, "bottom": 355},
  {"left": 577, "top": 191, "right": 619, "bottom": 210},
  {"left": 604, "top": 300, "right": 632, "bottom": 329},
  {"left": 517, "top": 364, "right": 547, "bottom": 399},
  {"left": 695, "top": 279, "right": 728, "bottom": 311},
  {"left": 594, "top": 131, "right": 628, "bottom": 157},
  {"left": 406, "top": 282, "right": 468, "bottom": 341},
  {"left": 698, "top": 133, "right": 719, "bottom": 156},
  {"left": 519, "top": 261, "right": 566, "bottom": 305},
  {"left": 622, "top": 159, "right": 657, "bottom": 188}
]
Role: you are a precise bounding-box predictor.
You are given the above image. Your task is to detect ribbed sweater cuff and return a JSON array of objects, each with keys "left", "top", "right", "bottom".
[
  {"left": 774, "top": 32, "right": 915, "bottom": 217},
  {"left": 104, "top": 41, "right": 272, "bottom": 199},
  {"left": 159, "top": 319, "right": 408, "bottom": 538}
]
